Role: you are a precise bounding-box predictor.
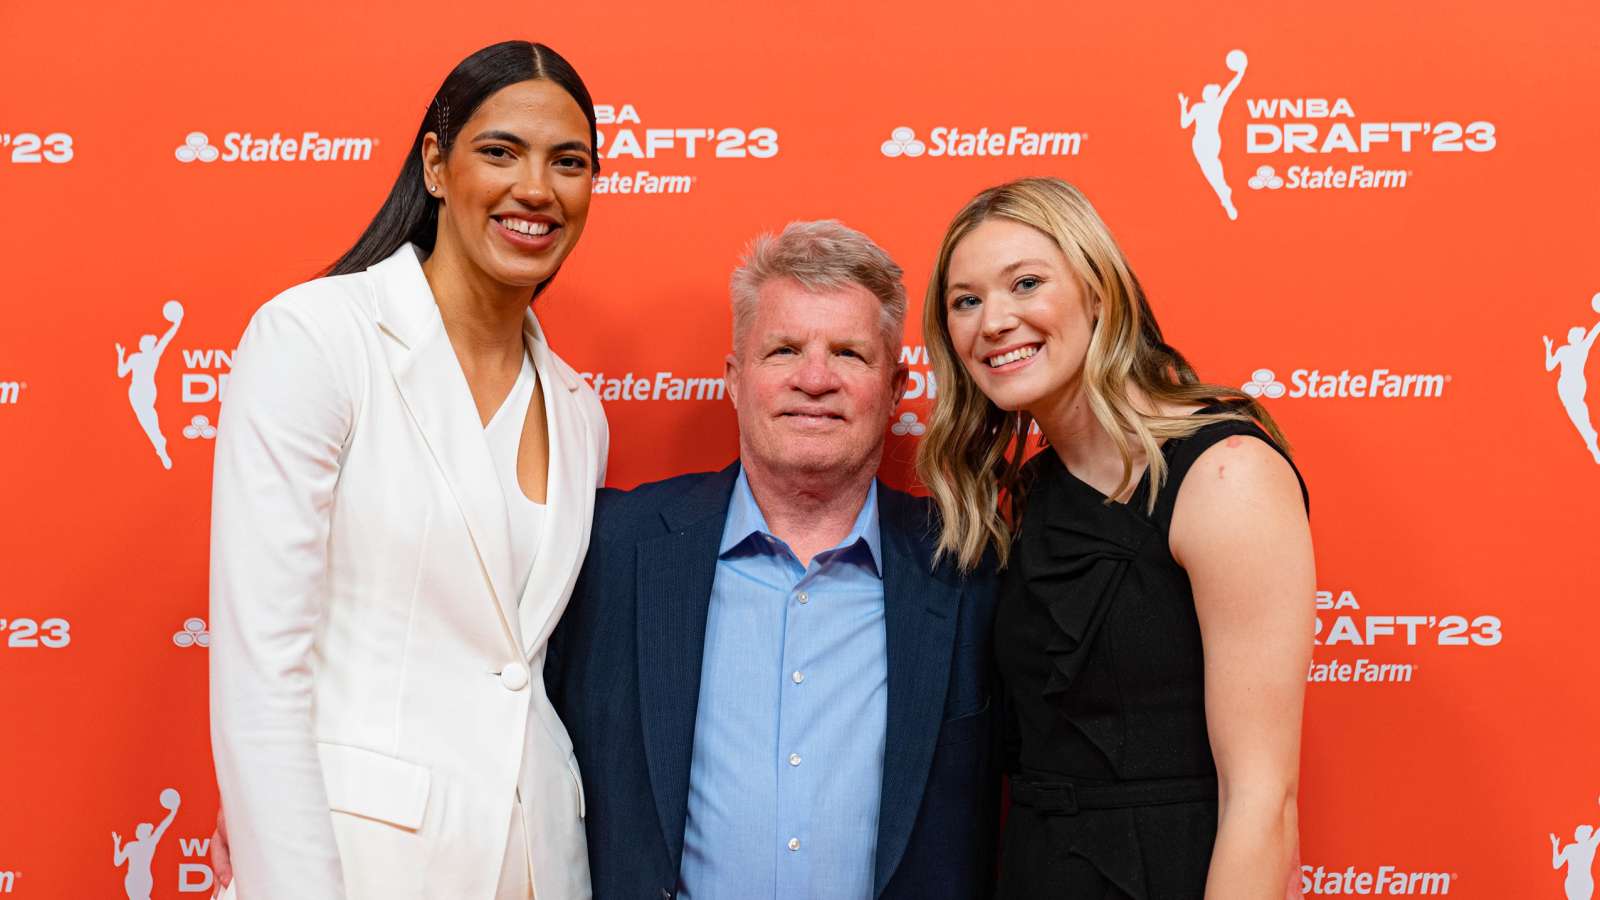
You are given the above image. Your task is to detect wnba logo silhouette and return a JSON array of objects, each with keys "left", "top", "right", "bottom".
[
  {"left": 1543, "top": 292, "right": 1600, "bottom": 464},
  {"left": 1179, "top": 49, "right": 1247, "bottom": 220},
  {"left": 116, "top": 301, "right": 183, "bottom": 470},
  {"left": 112, "top": 788, "right": 179, "bottom": 900},
  {"left": 1552, "top": 798, "right": 1600, "bottom": 900}
]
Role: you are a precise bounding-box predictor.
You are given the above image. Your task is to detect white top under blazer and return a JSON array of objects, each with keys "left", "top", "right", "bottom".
[
  {"left": 487, "top": 351, "right": 547, "bottom": 601},
  {"left": 209, "top": 244, "right": 606, "bottom": 900}
]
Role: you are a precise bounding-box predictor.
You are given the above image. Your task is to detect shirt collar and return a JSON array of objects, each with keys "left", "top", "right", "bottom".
[{"left": 719, "top": 468, "right": 883, "bottom": 577}]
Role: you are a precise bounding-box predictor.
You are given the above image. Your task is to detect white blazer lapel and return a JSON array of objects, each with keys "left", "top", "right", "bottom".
[
  {"left": 517, "top": 311, "right": 594, "bottom": 657},
  {"left": 370, "top": 247, "right": 521, "bottom": 645}
]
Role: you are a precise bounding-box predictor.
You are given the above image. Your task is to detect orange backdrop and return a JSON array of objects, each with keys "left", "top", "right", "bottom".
[{"left": 2, "top": 1, "right": 1597, "bottom": 896}]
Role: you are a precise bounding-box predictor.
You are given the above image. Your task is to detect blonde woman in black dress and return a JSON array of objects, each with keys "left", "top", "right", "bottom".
[{"left": 917, "top": 177, "right": 1312, "bottom": 899}]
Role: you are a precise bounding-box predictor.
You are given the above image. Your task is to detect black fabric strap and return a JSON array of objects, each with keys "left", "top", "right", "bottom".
[{"left": 1151, "top": 409, "right": 1308, "bottom": 533}]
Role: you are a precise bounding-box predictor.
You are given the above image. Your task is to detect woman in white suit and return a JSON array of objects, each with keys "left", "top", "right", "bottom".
[{"left": 209, "top": 41, "right": 605, "bottom": 900}]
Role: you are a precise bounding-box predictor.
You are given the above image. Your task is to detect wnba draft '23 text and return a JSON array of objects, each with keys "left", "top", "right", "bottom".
[
  {"left": 0, "top": 617, "right": 71, "bottom": 649},
  {"left": 0, "top": 132, "right": 73, "bottom": 164},
  {"left": 1308, "top": 590, "right": 1500, "bottom": 686}
]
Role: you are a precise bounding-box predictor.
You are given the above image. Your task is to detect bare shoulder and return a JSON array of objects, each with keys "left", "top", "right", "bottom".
[
  {"left": 1180, "top": 433, "right": 1302, "bottom": 507},
  {"left": 1169, "top": 433, "right": 1307, "bottom": 566}
]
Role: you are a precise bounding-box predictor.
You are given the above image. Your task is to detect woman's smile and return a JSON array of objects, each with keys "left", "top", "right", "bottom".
[{"left": 492, "top": 213, "right": 561, "bottom": 251}]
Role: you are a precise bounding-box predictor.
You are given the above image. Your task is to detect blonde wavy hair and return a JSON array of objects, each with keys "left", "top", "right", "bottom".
[{"left": 915, "top": 177, "right": 1288, "bottom": 571}]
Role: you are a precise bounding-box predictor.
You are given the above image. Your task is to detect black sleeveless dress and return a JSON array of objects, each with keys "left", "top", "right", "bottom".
[{"left": 994, "top": 407, "right": 1307, "bottom": 899}]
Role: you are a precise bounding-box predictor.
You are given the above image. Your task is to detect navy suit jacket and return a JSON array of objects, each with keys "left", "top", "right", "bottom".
[{"left": 547, "top": 463, "right": 999, "bottom": 899}]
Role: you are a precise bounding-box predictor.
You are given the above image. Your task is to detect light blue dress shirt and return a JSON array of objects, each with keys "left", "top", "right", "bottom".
[{"left": 678, "top": 469, "right": 888, "bottom": 900}]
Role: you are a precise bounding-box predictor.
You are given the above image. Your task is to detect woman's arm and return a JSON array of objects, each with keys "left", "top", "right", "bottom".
[
  {"left": 210, "top": 294, "right": 359, "bottom": 900},
  {"left": 1544, "top": 336, "right": 1558, "bottom": 371},
  {"left": 116, "top": 344, "right": 131, "bottom": 378},
  {"left": 1169, "top": 435, "right": 1315, "bottom": 900}
]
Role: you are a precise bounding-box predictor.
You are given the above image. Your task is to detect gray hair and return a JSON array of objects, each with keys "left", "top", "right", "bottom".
[{"left": 729, "top": 220, "right": 907, "bottom": 354}]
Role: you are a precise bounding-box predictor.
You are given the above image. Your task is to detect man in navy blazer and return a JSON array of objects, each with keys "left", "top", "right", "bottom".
[{"left": 548, "top": 221, "right": 998, "bottom": 899}]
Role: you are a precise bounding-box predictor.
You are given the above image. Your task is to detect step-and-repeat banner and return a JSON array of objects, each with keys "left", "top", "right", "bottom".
[{"left": 3, "top": 0, "right": 1597, "bottom": 896}]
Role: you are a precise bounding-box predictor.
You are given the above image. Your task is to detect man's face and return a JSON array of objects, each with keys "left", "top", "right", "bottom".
[{"left": 726, "top": 277, "right": 907, "bottom": 482}]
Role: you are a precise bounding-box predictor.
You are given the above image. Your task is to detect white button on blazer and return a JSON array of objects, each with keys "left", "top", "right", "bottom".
[{"left": 209, "top": 244, "right": 606, "bottom": 900}]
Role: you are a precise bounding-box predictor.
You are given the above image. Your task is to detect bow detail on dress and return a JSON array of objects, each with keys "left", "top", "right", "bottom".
[
  {"left": 1014, "top": 468, "right": 1157, "bottom": 769},
  {"left": 1013, "top": 494, "right": 1160, "bottom": 899},
  {"left": 1020, "top": 490, "right": 1154, "bottom": 691}
]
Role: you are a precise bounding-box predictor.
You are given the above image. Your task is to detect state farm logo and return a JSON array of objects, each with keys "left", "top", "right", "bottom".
[
  {"left": 878, "top": 124, "right": 1085, "bottom": 159},
  {"left": 880, "top": 127, "right": 926, "bottom": 158},
  {"left": 580, "top": 344, "right": 946, "bottom": 406},
  {"left": 1178, "top": 48, "right": 1496, "bottom": 219},
  {"left": 173, "top": 617, "right": 210, "bottom": 648},
  {"left": 590, "top": 103, "right": 778, "bottom": 197},
  {"left": 1242, "top": 367, "right": 1450, "bottom": 399},
  {"left": 890, "top": 411, "right": 926, "bottom": 437},
  {"left": 580, "top": 370, "right": 726, "bottom": 402},
  {"left": 174, "top": 132, "right": 219, "bottom": 163},
  {"left": 182, "top": 415, "right": 217, "bottom": 440},
  {"left": 1302, "top": 864, "right": 1456, "bottom": 895},
  {"left": 1241, "top": 368, "right": 1285, "bottom": 399},
  {"left": 175, "top": 129, "right": 376, "bottom": 163},
  {"left": 0, "top": 378, "right": 24, "bottom": 406},
  {"left": 1246, "top": 165, "right": 1285, "bottom": 190}
]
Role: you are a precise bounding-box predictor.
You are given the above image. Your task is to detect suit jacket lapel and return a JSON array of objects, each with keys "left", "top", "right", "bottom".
[
  {"left": 516, "top": 312, "right": 595, "bottom": 657},
  {"left": 873, "top": 485, "right": 962, "bottom": 897},
  {"left": 635, "top": 463, "right": 740, "bottom": 872},
  {"left": 372, "top": 246, "right": 519, "bottom": 645}
]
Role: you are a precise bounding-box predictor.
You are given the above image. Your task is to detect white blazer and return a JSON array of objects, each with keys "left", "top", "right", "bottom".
[{"left": 210, "top": 244, "right": 606, "bottom": 900}]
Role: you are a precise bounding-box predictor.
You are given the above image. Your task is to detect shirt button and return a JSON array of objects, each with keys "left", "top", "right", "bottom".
[
  {"left": 500, "top": 662, "right": 529, "bottom": 691},
  {"left": 791, "top": 670, "right": 804, "bottom": 684},
  {"left": 789, "top": 753, "right": 802, "bottom": 767},
  {"left": 796, "top": 591, "right": 809, "bottom": 604},
  {"left": 787, "top": 837, "right": 801, "bottom": 851}
]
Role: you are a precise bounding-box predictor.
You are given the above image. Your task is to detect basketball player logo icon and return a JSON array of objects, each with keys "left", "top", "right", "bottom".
[
  {"left": 112, "top": 788, "right": 180, "bottom": 900},
  {"left": 116, "top": 300, "right": 183, "bottom": 470},
  {"left": 1180, "top": 49, "right": 1248, "bottom": 220},
  {"left": 1543, "top": 292, "right": 1600, "bottom": 464},
  {"left": 1552, "top": 797, "right": 1600, "bottom": 900}
]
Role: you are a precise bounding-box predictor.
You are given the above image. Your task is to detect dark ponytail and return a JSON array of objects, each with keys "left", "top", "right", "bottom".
[{"left": 326, "top": 41, "right": 599, "bottom": 279}]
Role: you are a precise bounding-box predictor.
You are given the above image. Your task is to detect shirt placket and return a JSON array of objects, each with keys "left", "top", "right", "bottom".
[{"left": 774, "top": 553, "right": 819, "bottom": 899}]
